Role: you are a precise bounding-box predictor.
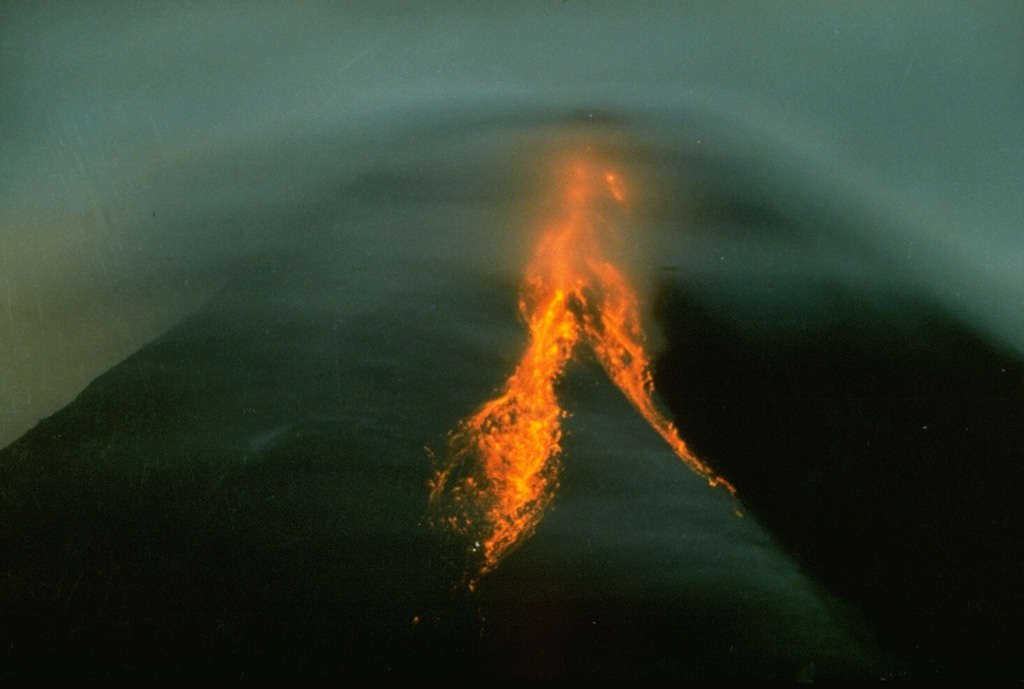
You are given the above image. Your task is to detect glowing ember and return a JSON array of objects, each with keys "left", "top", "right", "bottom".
[{"left": 429, "top": 147, "right": 736, "bottom": 585}]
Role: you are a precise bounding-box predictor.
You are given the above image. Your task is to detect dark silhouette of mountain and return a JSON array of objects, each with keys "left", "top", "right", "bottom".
[{"left": 654, "top": 281, "right": 1024, "bottom": 679}]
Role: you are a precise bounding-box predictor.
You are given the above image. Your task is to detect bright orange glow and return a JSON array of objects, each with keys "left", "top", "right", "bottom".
[{"left": 429, "top": 147, "right": 736, "bottom": 585}]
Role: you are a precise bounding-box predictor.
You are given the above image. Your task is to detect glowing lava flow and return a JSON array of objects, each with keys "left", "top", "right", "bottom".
[{"left": 429, "top": 150, "right": 736, "bottom": 584}]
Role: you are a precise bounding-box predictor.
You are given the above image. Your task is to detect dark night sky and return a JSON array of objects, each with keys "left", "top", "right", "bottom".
[{"left": 1, "top": 3, "right": 1022, "bottom": 679}]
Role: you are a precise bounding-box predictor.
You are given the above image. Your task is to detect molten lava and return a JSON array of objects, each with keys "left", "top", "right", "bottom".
[{"left": 429, "top": 148, "right": 736, "bottom": 584}]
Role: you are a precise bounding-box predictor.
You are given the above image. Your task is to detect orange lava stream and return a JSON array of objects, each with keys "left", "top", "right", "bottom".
[{"left": 429, "top": 149, "right": 735, "bottom": 583}]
